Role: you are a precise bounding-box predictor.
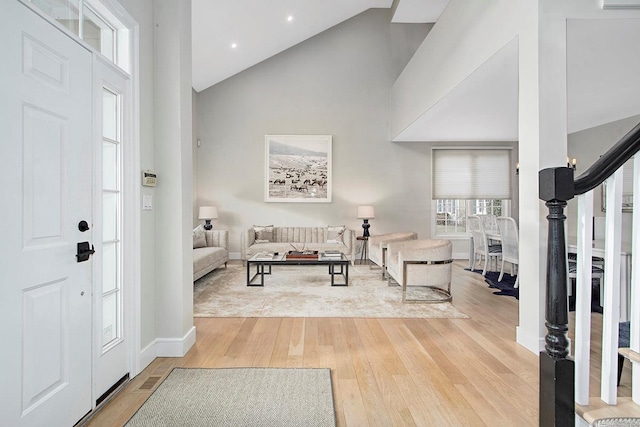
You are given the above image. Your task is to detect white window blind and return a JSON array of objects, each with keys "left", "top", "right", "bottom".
[{"left": 432, "top": 148, "right": 512, "bottom": 199}]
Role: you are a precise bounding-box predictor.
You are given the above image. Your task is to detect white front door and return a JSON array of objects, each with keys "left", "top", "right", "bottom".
[{"left": 0, "top": 2, "right": 93, "bottom": 426}]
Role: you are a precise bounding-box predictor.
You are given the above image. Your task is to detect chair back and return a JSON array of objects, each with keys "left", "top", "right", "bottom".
[
  {"left": 497, "top": 217, "right": 518, "bottom": 264},
  {"left": 476, "top": 214, "right": 498, "bottom": 234},
  {"left": 468, "top": 215, "right": 488, "bottom": 254}
]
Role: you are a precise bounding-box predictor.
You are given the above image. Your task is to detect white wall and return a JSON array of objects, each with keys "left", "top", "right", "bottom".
[
  {"left": 390, "top": 0, "right": 526, "bottom": 140},
  {"left": 195, "top": 9, "right": 431, "bottom": 256}
]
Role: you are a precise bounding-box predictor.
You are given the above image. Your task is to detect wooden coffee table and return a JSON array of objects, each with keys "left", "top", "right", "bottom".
[{"left": 246, "top": 252, "right": 349, "bottom": 286}]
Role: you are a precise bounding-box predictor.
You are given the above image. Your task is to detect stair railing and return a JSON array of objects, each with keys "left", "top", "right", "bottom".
[{"left": 538, "top": 121, "right": 640, "bottom": 426}]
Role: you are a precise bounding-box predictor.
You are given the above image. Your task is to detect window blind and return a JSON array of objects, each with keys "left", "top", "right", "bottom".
[{"left": 432, "top": 148, "right": 512, "bottom": 199}]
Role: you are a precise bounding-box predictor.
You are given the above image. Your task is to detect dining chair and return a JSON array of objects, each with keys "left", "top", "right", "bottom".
[
  {"left": 476, "top": 214, "right": 499, "bottom": 234},
  {"left": 496, "top": 216, "right": 519, "bottom": 288},
  {"left": 468, "top": 215, "right": 502, "bottom": 275}
]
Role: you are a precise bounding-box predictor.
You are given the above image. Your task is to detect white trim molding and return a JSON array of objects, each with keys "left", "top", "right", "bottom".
[{"left": 141, "top": 326, "right": 197, "bottom": 364}]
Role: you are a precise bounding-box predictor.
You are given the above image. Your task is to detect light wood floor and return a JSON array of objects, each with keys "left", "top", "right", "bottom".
[{"left": 86, "top": 261, "right": 541, "bottom": 426}]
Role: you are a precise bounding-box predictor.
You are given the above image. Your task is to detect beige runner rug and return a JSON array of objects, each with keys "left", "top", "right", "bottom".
[{"left": 194, "top": 263, "right": 468, "bottom": 318}]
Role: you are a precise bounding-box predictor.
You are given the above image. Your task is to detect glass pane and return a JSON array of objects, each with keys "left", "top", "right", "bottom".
[
  {"left": 103, "top": 141, "right": 117, "bottom": 190},
  {"left": 103, "top": 242, "right": 117, "bottom": 293},
  {"left": 102, "top": 292, "right": 118, "bottom": 347},
  {"left": 103, "top": 192, "right": 117, "bottom": 241},
  {"left": 102, "top": 89, "right": 118, "bottom": 141},
  {"left": 32, "top": 0, "right": 80, "bottom": 35},
  {"left": 435, "top": 199, "right": 467, "bottom": 236},
  {"left": 83, "top": 5, "right": 115, "bottom": 61}
]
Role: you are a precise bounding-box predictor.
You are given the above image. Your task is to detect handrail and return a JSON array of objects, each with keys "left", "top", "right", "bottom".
[
  {"left": 574, "top": 122, "right": 640, "bottom": 195},
  {"left": 538, "top": 120, "right": 640, "bottom": 425}
]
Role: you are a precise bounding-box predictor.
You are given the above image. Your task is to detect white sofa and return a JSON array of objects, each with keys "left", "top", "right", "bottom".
[
  {"left": 193, "top": 228, "right": 229, "bottom": 281},
  {"left": 241, "top": 226, "right": 357, "bottom": 264}
]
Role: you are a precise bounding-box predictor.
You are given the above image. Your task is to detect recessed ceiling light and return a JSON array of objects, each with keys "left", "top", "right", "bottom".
[
  {"left": 231, "top": 43, "right": 237, "bottom": 49},
  {"left": 287, "top": 15, "right": 293, "bottom": 22}
]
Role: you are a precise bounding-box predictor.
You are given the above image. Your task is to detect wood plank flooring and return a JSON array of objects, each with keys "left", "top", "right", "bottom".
[{"left": 86, "top": 261, "right": 540, "bottom": 426}]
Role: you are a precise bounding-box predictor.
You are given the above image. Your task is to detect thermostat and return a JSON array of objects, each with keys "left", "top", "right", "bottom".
[{"left": 142, "top": 170, "right": 157, "bottom": 187}]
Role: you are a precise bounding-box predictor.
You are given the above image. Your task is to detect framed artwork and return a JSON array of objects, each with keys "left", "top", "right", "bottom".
[{"left": 265, "top": 135, "right": 332, "bottom": 203}]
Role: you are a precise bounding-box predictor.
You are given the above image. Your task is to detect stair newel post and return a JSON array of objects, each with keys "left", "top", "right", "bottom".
[{"left": 538, "top": 167, "right": 575, "bottom": 427}]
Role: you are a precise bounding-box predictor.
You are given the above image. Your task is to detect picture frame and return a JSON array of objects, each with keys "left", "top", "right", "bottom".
[{"left": 264, "top": 135, "right": 332, "bottom": 203}]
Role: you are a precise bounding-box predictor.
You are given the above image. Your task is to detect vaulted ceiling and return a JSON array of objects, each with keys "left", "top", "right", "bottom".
[
  {"left": 191, "top": 0, "right": 450, "bottom": 92},
  {"left": 192, "top": 1, "right": 640, "bottom": 141}
]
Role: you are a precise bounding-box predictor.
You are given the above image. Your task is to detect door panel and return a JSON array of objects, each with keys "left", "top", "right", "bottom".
[
  {"left": 23, "top": 104, "right": 65, "bottom": 245},
  {"left": 0, "top": 2, "right": 93, "bottom": 426}
]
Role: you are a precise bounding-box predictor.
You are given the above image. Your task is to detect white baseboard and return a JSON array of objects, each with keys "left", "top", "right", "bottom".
[
  {"left": 139, "top": 341, "right": 157, "bottom": 372},
  {"left": 139, "top": 326, "right": 197, "bottom": 370},
  {"left": 229, "top": 252, "right": 241, "bottom": 260},
  {"left": 453, "top": 252, "right": 469, "bottom": 260}
]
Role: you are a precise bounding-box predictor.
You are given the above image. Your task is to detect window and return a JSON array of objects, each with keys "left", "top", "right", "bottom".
[
  {"left": 435, "top": 199, "right": 508, "bottom": 237},
  {"left": 432, "top": 147, "right": 513, "bottom": 237},
  {"left": 29, "top": 0, "right": 130, "bottom": 72},
  {"left": 101, "top": 86, "right": 122, "bottom": 349}
]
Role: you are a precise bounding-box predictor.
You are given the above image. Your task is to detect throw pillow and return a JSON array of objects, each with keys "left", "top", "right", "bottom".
[
  {"left": 253, "top": 224, "right": 274, "bottom": 242},
  {"left": 193, "top": 224, "right": 206, "bottom": 249},
  {"left": 327, "top": 225, "right": 345, "bottom": 244}
]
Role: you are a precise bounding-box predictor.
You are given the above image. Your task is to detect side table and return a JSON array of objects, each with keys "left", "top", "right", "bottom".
[{"left": 357, "top": 236, "right": 369, "bottom": 265}]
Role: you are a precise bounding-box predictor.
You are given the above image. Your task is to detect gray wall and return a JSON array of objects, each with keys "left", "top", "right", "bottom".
[{"left": 195, "top": 9, "right": 434, "bottom": 256}]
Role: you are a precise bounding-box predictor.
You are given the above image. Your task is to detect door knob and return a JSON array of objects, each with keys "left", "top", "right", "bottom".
[
  {"left": 78, "top": 220, "right": 90, "bottom": 232},
  {"left": 76, "top": 242, "right": 95, "bottom": 262}
]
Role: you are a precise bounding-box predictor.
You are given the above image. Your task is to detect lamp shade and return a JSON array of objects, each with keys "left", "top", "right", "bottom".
[
  {"left": 198, "top": 206, "right": 218, "bottom": 220},
  {"left": 357, "top": 206, "right": 375, "bottom": 219}
]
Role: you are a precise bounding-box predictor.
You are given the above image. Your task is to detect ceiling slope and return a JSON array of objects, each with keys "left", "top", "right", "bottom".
[
  {"left": 191, "top": 0, "right": 451, "bottom": 92},
  {"left": 191, "top": 0, "right": 393, "bottom": 92},
  {"left": 393, "top": 38, "right": 519, "bottom": 142}
]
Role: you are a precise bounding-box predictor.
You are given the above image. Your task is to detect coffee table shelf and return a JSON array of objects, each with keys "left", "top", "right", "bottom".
[{"left": 246, "top": 252, "right": 349, "bottom": 286}]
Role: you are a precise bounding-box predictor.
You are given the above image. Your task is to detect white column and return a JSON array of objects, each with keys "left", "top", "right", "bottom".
[
  {"left": 153, "top": 0, "right": 195, "bottom": 355},
  {"left": 516, "top": 0, "right": 571, "bottom": 353}
]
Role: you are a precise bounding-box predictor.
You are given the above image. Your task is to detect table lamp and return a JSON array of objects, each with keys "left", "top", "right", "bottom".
[
  {"left": 198, "top": 206, "right": 218, "bottom": 230},
  {"left": 357, "top": 206, "right": 375, "bottom": 237}
]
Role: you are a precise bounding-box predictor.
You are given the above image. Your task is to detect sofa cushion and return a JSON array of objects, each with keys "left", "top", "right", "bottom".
[
  {"left": 253, "top": 224, "right": 274, "bottom": 242},
  {"left": 327, "top": 225, "right": 345, "bottom": 243},
  {"left": 193, "top": 225, "right": 206, "bottom": 248}
]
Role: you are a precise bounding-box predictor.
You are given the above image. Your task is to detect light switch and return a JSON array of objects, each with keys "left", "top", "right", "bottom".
[{"left": 143, "top": 194, "right": 153, "bottom": 210}]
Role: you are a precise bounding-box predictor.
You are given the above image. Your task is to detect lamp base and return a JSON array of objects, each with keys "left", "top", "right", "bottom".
[
  {"left": 362, "top": 219, "right": 370, "bottom": 238},
  {"left": 204, "top": 220, "right": 213, "bottom": 230}
]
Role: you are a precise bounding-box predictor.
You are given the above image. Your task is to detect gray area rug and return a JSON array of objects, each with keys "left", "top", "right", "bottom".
[
  {"left": 194, "top": 263, "right": 468, "bottom": 318},
  {"left": 125, "top": 367, "right": 335, "bottom": 427}
]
